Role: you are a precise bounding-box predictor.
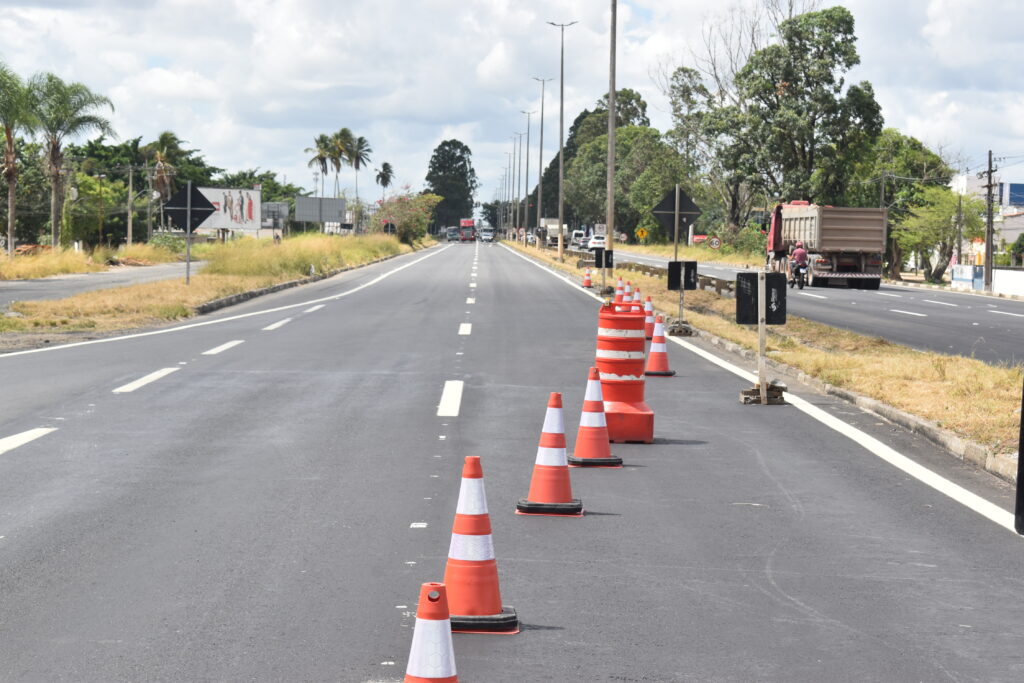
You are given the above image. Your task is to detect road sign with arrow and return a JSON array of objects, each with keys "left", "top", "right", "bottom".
[
  {"left": 163, "top": 183, "right": 216, "bottom": 231},
  {"left": 652, "top": 187, "right": 702, "bottom": 236}
]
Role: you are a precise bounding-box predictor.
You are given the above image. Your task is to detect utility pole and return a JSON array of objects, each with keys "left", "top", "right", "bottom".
[
  {"left": 955, "top": 191, "right": 963, "bottom": 267},
  {"left": 605, "top": 0, "right": 617, "bottom": 278},
  {"left": 548, "top": 20, "right": 577, "bottom": 261},
  {"left": 985, "top": 149, "right": 996, "bottom": 292},
  {"left": 516, "top": 132, "right": 525, "bottom": 240},
  {"left": 506, "top": 150, "right": 513, "bottom": 239},
  {"left": 127, "top": 166, "right": 134, "bottom": 246},
  {"left": 522, "top": 111, "right": 535, "bottom": 236},
  {"left": 533, "top": 77, "right": 551, "bottom": 246}
]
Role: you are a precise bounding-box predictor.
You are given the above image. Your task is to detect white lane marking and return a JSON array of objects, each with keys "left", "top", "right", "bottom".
[
  {"left": 112, "top": 367, "right": 180, "bottom": 393},
  {"left": 799, "top": 292, "right": 828, "bottom": 299},
  {"left": 876, "top": 292, "right": 902, "bottom": 297},
  {"left": 923, "top": 299, "right": 958, "bottom": 307},
  {"left": 0, "top": 246, "right": 453, "bottom": 359},
  {"left": 890, "top": 309, "right": 927, "bottom": 317},
  {"left": 469, "top": 282, "right": 477, "bottom": 288},
  {"left": 304, "top": 304, "right": 325, "bottom": 313},
  {"left": 202, "top": 340, "right": 244, "bottom": 355},
  {"left": 410, "top": 522, "right": 428, "bottom": 529},
  {"left": 262, "top": 317, "right": 292, "bottom": 331},
  {"left": 437, "top": 380, "right": 465, "bottom": 417},
  {"left": 502, "top": 243, "right": 1018, "bottom": 536},
  {"left": 0, "top": 428, "right": 58, "bottom": 456},
  {"left": 466, "top": 297, "right": 476, "bottom": 304},
  {"left": 458, "top": 323, "right": 472, "bottom": 335},
  {"left": 989, "top": 310, "right": 1024, "bottom": 318}
]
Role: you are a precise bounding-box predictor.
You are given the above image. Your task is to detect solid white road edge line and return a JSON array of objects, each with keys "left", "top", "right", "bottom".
[
  {"left": 458, "top": 323, "right": 472, "bottom": 335},
  {"left": 437, "top": 380, "right": 465, "bottom": 417},
  {"left": 202, "top": 340, "right": 245, "bottom": 355},
  {"left": 112, "top": 367, "right": 180, "bottom": 394},
  {"left": 500, "top": 242, "right": 1017, "bottom": 535},
  {"left": 0, "top": 427, "right": 58, "bottom": 456},
  {"left": 1, "top": 245, "right": 453, "bottom": 358},
  {"left": 262, "top": 318, "right": 292, "bottom": 331}
]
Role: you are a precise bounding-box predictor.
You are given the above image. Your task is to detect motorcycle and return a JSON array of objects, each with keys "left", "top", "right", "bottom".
[{"left": 790, "top": 262, "right": 808, "bottom": 289}]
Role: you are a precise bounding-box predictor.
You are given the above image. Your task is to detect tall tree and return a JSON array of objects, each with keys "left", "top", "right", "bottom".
[
  {"left": 27, "top": 72, "right": 114, "bottom": 247},
  {"left": 424, "top": 139, "right": 478, "bottom": 230},
  {"left": 347, "top": 135, "right": 372, "bottom": 225},
  {"left": 329, "top": 127, "right": 353, "bottom": 197},
  {"left": 375, "top": 161, "right": 394, "bottom": 202},
  {"left": 899, "top": 187, "right": 984, "bottom": 283},
  {"left": 0, "top": 63, "right": 34, "bottom": 255},
  {"left": 305, "top": 133, "right": 331, "bottom": 197}
]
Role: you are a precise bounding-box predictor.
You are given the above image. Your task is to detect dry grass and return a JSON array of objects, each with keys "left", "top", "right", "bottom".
[
  {"left": 116, "top": 243, "right": 181, "bottom": 264},
  {"left": 0, "top": 249, "right": 107, "bottom": 280},
  {"left": 508, "top": 241, "right": 1023, "bottom": 454},
  {"left": 621, "top": 242, "right": 763, "bottom": 267},
  {"left": 1, "top": 234, "right": 417, "bottom": 335}
]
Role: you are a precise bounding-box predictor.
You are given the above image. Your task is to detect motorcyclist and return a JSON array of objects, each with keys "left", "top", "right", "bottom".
[{"left": 789, "top": 241, "right": 809, "bottom": 284}]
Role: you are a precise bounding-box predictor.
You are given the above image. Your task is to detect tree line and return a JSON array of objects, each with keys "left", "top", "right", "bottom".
[{"left": 483, "top": 4, "right": 985, "bottom": 283}]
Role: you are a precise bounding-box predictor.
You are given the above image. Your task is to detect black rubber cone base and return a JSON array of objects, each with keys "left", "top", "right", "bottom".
[
  {"left": 645, "top": 370, "right": 676, "bottom": 376},
  {"left": 516, "top": 498, "right": 583, "bottom": 516},
  {"left": 450, "top": 606, "right": 519, "bottom": 634},
  {"left": 567, "top": 455, "right": 623, "bottom": 468}
]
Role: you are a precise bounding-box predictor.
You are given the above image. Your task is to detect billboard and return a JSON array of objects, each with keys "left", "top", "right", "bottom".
[
  {"left": 294, "top": 196, "right": 346, "bottom": 223},
  {"left": 195, "top": 187, "right": 262, "bottom": 231}
]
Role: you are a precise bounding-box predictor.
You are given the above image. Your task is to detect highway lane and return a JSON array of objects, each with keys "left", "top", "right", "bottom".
[
  {"left": 1, "top": 240, "right": 1024, "bottom": 680},
  {"left": 616, "top": 248, "right": 1024, "bottom": 365},
  {"left": 0, "top": 261, "right": 205, "bottom": 308}
]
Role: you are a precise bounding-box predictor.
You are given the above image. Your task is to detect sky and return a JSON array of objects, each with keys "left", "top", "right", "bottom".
[{"left": 2, "top": 0, "right": 1023, "bottom": 210}]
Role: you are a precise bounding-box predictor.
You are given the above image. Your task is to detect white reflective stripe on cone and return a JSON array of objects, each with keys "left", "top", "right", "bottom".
[
  {"left": 598, "top": 327, "right": 645, "bottom": 338},
  {"left": 650, "top": 342, "right": 668, "bottom": 353},
  {"left": 455, "top": 478, "right": 488, "bottom": 515},
  {"left": 448, "top": 532, "right": 496, "bottom": 561},
  {"left": 541, "top": 407, "right": 564, "bottom": 435},
  {"left": 599, "top": 372, "right": 645, "bottom": 381},
  {"left": 579, "top": 411, "right": 607, "bottom": 428},
  {"left": 596, "top": 349, "right": 645, "bottom": 360},
  {"left": 406, "top": 618, "right": 457, "bottom": 678},
  {"left": 653, "top": 323, "right": 665, "bottom": 336},
  {"left": 535, "top": 446, "right": 568, "bottom": 466},
  {"left": 645, "top": 315, "right": 654, "bottom": 323},
  {"left": 584, "top": 380, "right": 604, "bottom": 401}
]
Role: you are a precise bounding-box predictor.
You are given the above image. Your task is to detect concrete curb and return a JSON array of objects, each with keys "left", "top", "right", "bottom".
[
  {"left": 508, "top": 244, "right": 1019, "bottom": 484},
  {"left": 192, "top": 251, "right": 410, "bottom": 316}
]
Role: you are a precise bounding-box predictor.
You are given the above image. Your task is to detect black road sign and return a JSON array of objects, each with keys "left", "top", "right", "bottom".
[
  {"left": 603, "top": 249, "right": 614, "bottom": 269},
  {"left": 667, "top": 261, "right": 698, "bottom": 291},
  {"left": 592, "top": 248, "right": 613, "bottom": 269},
  {"left": 736, "top": 272, "right": 786, "bottom": 325},
  {"left": 164, "top": 184, "right": 215, "bottom": 231},
  {"left": 652, "top": 188, "right": 703, "bottom": 235}
]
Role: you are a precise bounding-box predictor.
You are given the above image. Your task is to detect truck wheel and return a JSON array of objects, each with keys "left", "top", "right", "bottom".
[{"left": 864, "top": 278, "right": 881, "bottom": 290}]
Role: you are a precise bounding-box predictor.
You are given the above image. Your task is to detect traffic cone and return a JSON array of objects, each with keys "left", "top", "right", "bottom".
[
  {"left": 404, "top": 582, "right": 458, "bottom": 683},
  {"left": 568, "top": 367, "right": 622, "bottom": 468},
  {"left": 624, "top": 280, "right": 633, "bottom": 300},
  {"left": 516, "top": 393, "right": 583, "bottom": 516},
  {"left": 615, "top": 277, "right": 624, "bottom": 297},
  {"left": 582, "top": 267, "right": 592, "bottom": 288},
  {"left": 444, "top": 456, "right": 519, "bottom": 634},
  {"left": 630, "top": 287, "right": 643, "bottom": 313},
  {"left": 645, "top": 315, "right": 676, "bottom": 377},
  {"left": 643, "top": 296, "right": 655, "bottom": 340}
]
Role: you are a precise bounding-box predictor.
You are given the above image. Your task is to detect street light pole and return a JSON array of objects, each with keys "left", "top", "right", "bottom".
[
  {"left": 548, "top": 20, "right": 577, "bottom": 261},
  {"left": 506, "top": 150, "right": 513, "bottom": 239},
  {"left": 605, "top": 0, "right": 617, "bottom": 284},
  {"left": 522, "top": 110, "right": 535, "bottom": 238},
  {"left": 515, "top": 131, "right": 525, "bottom": 241},
  {"left": 533, "top": 77, "right": 552, "bottom": 249}
]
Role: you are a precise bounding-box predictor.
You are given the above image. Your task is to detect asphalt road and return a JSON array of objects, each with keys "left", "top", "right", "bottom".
[
  {"left": 2, "top": 242, "right": 1024, "bottom": 681},
  {"left": 1, "top": 261, "right": 202, "bottom": 308},
  {"left": 616, "top": 249, "right": 1024, "bottom": 365}
]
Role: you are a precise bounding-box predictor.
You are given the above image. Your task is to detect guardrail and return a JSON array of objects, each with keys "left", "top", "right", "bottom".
[{"left": 562, "top": 248, "right": 736, "bottom": 296}]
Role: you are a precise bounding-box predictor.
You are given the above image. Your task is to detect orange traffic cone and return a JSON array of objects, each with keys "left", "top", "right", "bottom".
[
  {"left": 624, "top": 280, "right": 633, "bottom": 300},
  {"left": 568, "top": 367, "right": 622, "bottom": 468},
  {"left": 615, "top": 277, "right": 624, "bottom": 297},
  {"left": 444, "top": 456, "right": 519, "bottom": 634},
  {"left": 630, "top": 287, "right": 643, "bottom": 312},
  {"left": 582, "top": 267, "right": 592, "bottom": 288},
  {"left": 643, "top": 296, "right": 655, "bottom": 340},
  {"left": 645, "top": 315, "right": 676, "bottom": 377},
  {"left": 405, "top": 582, "right": 458, "bottom": 683},
  {"left": 517, "top": 393, "right": 583, "bottom": 516}
]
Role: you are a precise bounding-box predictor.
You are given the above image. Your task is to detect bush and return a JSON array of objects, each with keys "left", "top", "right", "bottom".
[
  {"left": 148, "top": 233, "right": 186, "bottom": 254},
  {"left": 201, "top": 233, "right": 406, "bottom": 278}
]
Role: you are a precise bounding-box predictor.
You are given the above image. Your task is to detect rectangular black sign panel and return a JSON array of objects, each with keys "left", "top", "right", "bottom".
[
  {"left": 668, "top": 261, "right": 698, "bottom": 291},
  {"left": 736, "top": 272, "right": 787, "bottom": 325},
  {"left": 603, "top": 249, "right": 614, "bottom": 269},
  {"left": 592, "top": 247, "right": 603, "bottom": 267}
]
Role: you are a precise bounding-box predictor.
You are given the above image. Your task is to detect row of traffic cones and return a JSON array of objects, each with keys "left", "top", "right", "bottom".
[{"left": 606, "top": 277, "right": 675, "bottom": 376}]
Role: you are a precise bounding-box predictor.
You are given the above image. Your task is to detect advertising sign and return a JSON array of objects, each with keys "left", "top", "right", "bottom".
[{"left": 195, "top": 187, "right": 262, "bottom": 232}]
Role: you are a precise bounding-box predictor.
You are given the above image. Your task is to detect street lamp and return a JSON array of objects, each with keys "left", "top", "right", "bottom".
[
  {"left": 548, "top": 20, "right": 577, "bottom": 260},
  {"left": 533, "top": 77, "right": 552, "bottom": 247},
  {"left": 521, "top": 110, "right": 535, "bottom": 236}
]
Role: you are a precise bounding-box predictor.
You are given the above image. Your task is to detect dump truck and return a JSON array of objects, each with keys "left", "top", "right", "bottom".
[{"left": 767, "top": 201, "right": 886, "bottom": 289}]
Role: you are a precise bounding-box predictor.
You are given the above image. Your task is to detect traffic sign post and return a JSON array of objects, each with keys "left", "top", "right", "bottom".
[
  {"left": 164, "top": 182, "right": 215, "bottom": 286},
  {"left": 736, "top": 271, "right": 786, "bottom": 405},
  {"left": 1016, "top": 375, "right": 1024, "bottom": 534}
]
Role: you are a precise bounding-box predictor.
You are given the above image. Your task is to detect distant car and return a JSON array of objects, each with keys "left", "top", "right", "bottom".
[
  {"left": 480, "top": 230, "right": 494, "bottom": 242},
  {"left": 579, "top": 236, "right": 590, "bottom": 249},
  {"left": 588, "top": 235, "right": 607, "bottom": 250},
  {"left": 446, "top": 228, "right": 459, "bottom": 242}
]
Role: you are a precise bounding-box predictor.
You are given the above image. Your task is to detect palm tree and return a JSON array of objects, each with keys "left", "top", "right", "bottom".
[
  {"left": 347, "top": 136, "right": 372, "bottom": 227},
  {"left": 304, "top": 133, "right": 331, "bottom": 197},
  {"left": 329, "top": 128, "right": 354, "bottom": 197},
  {"left": 375, "top": 162, "right": 394, "bottom": 203},
  {"left": 28, "top": 72, "right": 114, "bottom": 247},
  {"left": 0, "top": 63, "right": 34, "bottom": 256}
]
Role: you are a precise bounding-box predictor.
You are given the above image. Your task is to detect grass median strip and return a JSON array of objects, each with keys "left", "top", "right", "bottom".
[
  {"left": 506, "top": 241, "right": 1023, "bottom": 455},
  {"left": 1, "top": 234, "right": 423, "bottom": 335}
]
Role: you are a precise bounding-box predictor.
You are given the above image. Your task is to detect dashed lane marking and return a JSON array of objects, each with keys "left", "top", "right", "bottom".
[
  {"left": 989, "top": 310, "right": 1024, "bottom": 318},
  {"left": 436, "top": 380, "right": 465, "bottom": 417},
  {"left": 262, "top": 317, "right": 292, "bottom": 331},
  {"left": 202, "top": 340, "right": 245, "bottom": 355},
  {"left": 799, "top": 292, "right": 827, "bottom": 299},
  {"left": 890, "top": 309, "right": 927, "bottom": 317},
  {"left": 458, "top": 323, "right": 472, "bottom": 335},
  {"left": 0, "top": 428, "right": 58, "bottom": 456},
  {"left": 876, "top": 292, "right": 902, "bottom": 297},
  {"left": 112, "top": 367, "right": 180, "bottom": 394},
  {"left": 304, "top": 304, "right": 325, "bottom": 313},
  {"left": 923, "top": 299, "right": 958, "bottom": 307}
]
